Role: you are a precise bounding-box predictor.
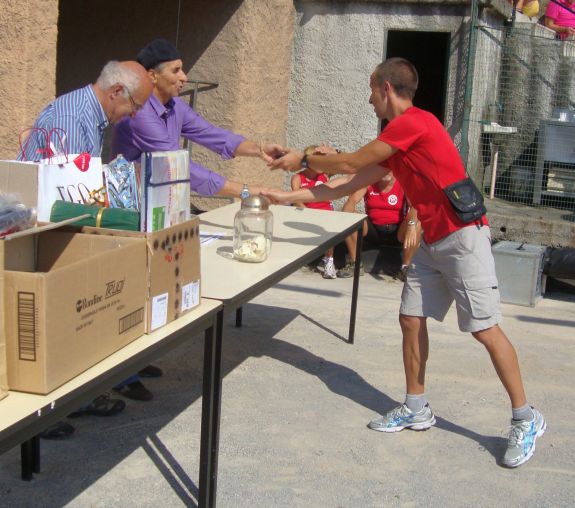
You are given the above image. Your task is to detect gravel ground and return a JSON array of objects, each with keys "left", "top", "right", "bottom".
[{"left": 1, "top": 268, "right": 574, "bottom": 507}]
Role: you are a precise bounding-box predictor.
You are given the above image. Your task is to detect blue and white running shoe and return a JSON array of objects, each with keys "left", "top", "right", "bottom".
[
  {"left": 502, "top": 406, "right": 546, "bottom": 468},
  {"left": 368, "top": 403, "right": 436, "bottom": 433}
]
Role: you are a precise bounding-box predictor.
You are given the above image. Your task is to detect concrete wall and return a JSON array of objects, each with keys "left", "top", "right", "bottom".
[
  {"left": 287, "top": 0, "right": 476, "bottom": 187},
  {"left": 0, "top": 0, "right": 59, "bottom": 160}
]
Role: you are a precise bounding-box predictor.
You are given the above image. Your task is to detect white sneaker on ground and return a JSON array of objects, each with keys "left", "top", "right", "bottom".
[
  {"left": 368, "top": 403, "right": 436, "bottom": 432},
  {"left": 322, "top": 258, "right": 337, "bottom": 279},
  {"left": 502, "top": 406, "right": 546, "bottom": 468}
]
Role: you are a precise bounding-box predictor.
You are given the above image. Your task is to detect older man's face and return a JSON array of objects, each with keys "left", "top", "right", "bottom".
[
  {"left": 150, "top": 59, "right": 187, "bottom": 104},
  {"left": 108, "top": 79, "right": 152, "bottom": 124}
]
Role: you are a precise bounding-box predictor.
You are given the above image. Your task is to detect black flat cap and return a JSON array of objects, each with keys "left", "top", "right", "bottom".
[{"left": 136, "top": 39, "right": 182, "bottom": 70}]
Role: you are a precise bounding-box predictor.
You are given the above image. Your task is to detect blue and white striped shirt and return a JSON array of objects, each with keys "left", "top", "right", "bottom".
[{"left": 18, "top": 85, "right": 109, "bottom": 161}]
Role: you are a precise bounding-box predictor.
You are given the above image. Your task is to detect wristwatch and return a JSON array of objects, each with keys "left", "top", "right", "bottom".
[
  {"left": 240, "top": 183, "right": 250, "bottom": 199},
  {"left": 300, "top": 154, "right": 309, "bottom": 170},
  {"left": 407, "top": 219, "right": 417, "bottom": 226}
]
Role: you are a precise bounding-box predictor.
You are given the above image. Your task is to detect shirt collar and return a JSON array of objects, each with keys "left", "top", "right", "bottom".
[
  {"left": 148, "top": 94, "right": 176, "bottom": 119},
  {"left": 84, "top": 85, "right": 109, "bottom": 131}
]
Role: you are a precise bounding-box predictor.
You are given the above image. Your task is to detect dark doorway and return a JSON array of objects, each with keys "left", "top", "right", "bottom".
[{"left": 385, "top": 31, "right": 450, "bottom": 124}]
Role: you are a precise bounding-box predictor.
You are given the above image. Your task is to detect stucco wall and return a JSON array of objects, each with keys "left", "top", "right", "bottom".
[
  {"left": 0, "top": 0, "right": 58, "bottom": 159},
  {"left": 188, "top": 0, "right": 295, "bottom": 209},
  {"left": 288, "top": 1, "right": 472, "bottom": 165},
  {"left": 1, "top": 0, "right": 292, "bottom": 208}
]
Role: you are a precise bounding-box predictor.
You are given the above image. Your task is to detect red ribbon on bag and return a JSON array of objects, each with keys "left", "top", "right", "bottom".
[
  {"left": 18, "top": 127, "right": 51, "bottom": 161},
  {"left": 73, "top": 152, "right": 92, "bottom": 171}
]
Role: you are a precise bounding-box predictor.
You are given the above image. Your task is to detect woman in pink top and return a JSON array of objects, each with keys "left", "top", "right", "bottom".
[{"left": 545, "top": 0, "right": 575, "bottom": 39}]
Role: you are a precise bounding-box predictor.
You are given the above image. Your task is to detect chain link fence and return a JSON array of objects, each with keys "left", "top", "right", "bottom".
[{"left": 468, "top": 19, "right": 575, "bottom": 212}]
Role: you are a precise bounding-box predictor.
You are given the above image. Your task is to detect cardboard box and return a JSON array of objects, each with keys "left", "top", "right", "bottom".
[
  {"left": 0, "top": 160, "right": 38, "bottom": 211},
  {"left": 2, "top": 227, "right": 147, "bottom": 394},
  {"left": 0, "top": 242, "right": 8, "bottom": 401},
  {"left": 81, "top": 217, "right": 201, "bottom": 332}
]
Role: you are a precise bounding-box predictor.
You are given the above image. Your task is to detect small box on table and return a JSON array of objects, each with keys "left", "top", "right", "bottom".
[{"left": 80, "top": 217, "right": 201, "bottom": 333}]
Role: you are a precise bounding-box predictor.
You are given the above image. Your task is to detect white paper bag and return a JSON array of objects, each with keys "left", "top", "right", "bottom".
[
  {"left": 37, "top": 154, "right": 104, "bottom": 222},
  {"left": 18, "top": 127, "right": 105, "bottom": 221}
]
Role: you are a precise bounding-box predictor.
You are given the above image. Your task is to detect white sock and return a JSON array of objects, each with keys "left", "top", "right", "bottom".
[{"left": 405, "top": 393, "right": 426, "bottom": 413}]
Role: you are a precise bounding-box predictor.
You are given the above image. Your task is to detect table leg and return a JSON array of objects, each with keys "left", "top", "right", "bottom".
[
  {"left": 235, "top": 307, "right": 243, "bottom": 327},
  {"left": 32, "top": 434, "right": 40, "bottom": 474},
  {"left": 348, "top": 223, "right": 364, "bottom": 344},
  {"left": 199, "top": 310, "right": 224, "bottom": 508},
  {"left": 20, "top": 435, "right": 40, "bottom": 480}
]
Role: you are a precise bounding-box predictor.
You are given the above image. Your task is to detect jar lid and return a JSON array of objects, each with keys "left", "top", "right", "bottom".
[{"left": 241, "top": 195, "right": 271, "bottom": 211}]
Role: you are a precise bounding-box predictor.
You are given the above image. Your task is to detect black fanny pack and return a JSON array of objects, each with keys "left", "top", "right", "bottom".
[{"left": 443, "top": 177, "right": 486, "bottom": 224}]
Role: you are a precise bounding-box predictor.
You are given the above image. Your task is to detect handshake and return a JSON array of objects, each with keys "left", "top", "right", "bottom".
[
  {"left": 258, "top": 143, "right": 345, "bottom": 205},
  {"left": 264, "top": 143, "right": 340, "bottom": 172}
]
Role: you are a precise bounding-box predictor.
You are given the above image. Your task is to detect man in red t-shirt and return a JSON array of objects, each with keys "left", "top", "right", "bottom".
[{"left": 266, "top": 58, "right": 545, "bottom": 468}]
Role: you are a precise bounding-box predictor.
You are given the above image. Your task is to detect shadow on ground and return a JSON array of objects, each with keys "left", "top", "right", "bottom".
[{"left": 1, "top": 303, "right": 508, "bottom": 506}]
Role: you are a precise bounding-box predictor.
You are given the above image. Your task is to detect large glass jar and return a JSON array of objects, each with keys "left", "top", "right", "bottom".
[{"left": 233, "top": 195, "right": 273, "bottom": 262}]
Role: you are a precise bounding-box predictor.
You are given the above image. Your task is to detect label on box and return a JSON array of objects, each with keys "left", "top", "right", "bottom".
[
  {"left": 181, "top": 280, "right": 200, "bottom": 312},
  {"left": 150, "top": 292, "right": 169, "bottom": 331}
]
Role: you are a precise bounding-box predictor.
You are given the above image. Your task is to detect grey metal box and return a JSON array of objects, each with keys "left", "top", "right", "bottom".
[{"left": 492, "top": 241, "right": 547, "bottom": 307}]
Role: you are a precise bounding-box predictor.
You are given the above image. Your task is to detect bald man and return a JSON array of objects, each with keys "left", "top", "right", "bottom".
[{"left": 18, "top": 60, "right": 153, "bottom": 160}]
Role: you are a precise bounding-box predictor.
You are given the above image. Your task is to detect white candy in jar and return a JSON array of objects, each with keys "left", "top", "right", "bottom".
[{"left": 234, "top": 235, "right": 268, "bottom": 261}]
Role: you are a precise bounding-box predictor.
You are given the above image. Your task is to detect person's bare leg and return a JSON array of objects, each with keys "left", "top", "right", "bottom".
[
  {"left": 368, "top": 314, "right": 434, "bottom": 431},
  {"left": 344, "top": 231, "right": 357, "bottom": 263},
  {"left": 399, "top": 314, "right": 429, "bottom": 394},
  {"left": 472, "top": 325, "right": 527, "bottom": 408}
]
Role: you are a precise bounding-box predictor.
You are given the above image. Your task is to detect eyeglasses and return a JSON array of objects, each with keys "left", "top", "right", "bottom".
[{"left": 121, "top": 83, "right": 143, "bottom": 114}]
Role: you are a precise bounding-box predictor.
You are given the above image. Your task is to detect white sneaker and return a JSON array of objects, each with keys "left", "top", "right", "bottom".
[
  {"left": 502, "top": 407, "right": 546, "bottom": 468},
  {"left": 322, "top": 258, "right": 337, "bottom": 279},
  {"left": 368, "top": 403, "right": 436, "bottom": 433}
]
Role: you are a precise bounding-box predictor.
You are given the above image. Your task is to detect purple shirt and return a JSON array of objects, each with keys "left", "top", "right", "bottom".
[{"left": 111, "top": 95, "right": 245, "bottom": 195}]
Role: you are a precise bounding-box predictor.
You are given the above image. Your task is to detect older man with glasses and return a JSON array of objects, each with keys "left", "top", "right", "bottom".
[
  {"left": 16, "top": 60, "right": 153, "bottom": 440},
  {"left": 18, "top": 60, "right": 152, "bottom": 161}
]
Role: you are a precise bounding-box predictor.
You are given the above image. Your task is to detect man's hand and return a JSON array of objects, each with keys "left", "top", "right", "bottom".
[
  {"left": 260, "top": 143, "right": 287, "bottom": 163},
  {"left": 403, "top": 226, "right": 419, "bottom": 250},
  {"left": 261, "top": 189, "right": 294, "bottom": 204},
  {"left": 268, "top": 150, "right": 304, "bottom": 172},
  {"left": 249, "top": 184, "right": 271, "bottom": 196}
]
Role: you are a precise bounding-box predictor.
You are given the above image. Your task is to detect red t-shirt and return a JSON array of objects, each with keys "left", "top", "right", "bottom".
[
  {"left": 378, "top": 107, "right": 485, "bottom": 243},
  {"left": 364, "top": 178, "right": 406, "bottom": 225},
  {"left": 298, "top": 172, "right": 333, "bottom": 211}
]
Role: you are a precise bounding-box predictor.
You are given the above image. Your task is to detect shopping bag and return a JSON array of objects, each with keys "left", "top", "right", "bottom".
[{"left": 19, "top": 128, "right": 105, "bottom": 221}]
